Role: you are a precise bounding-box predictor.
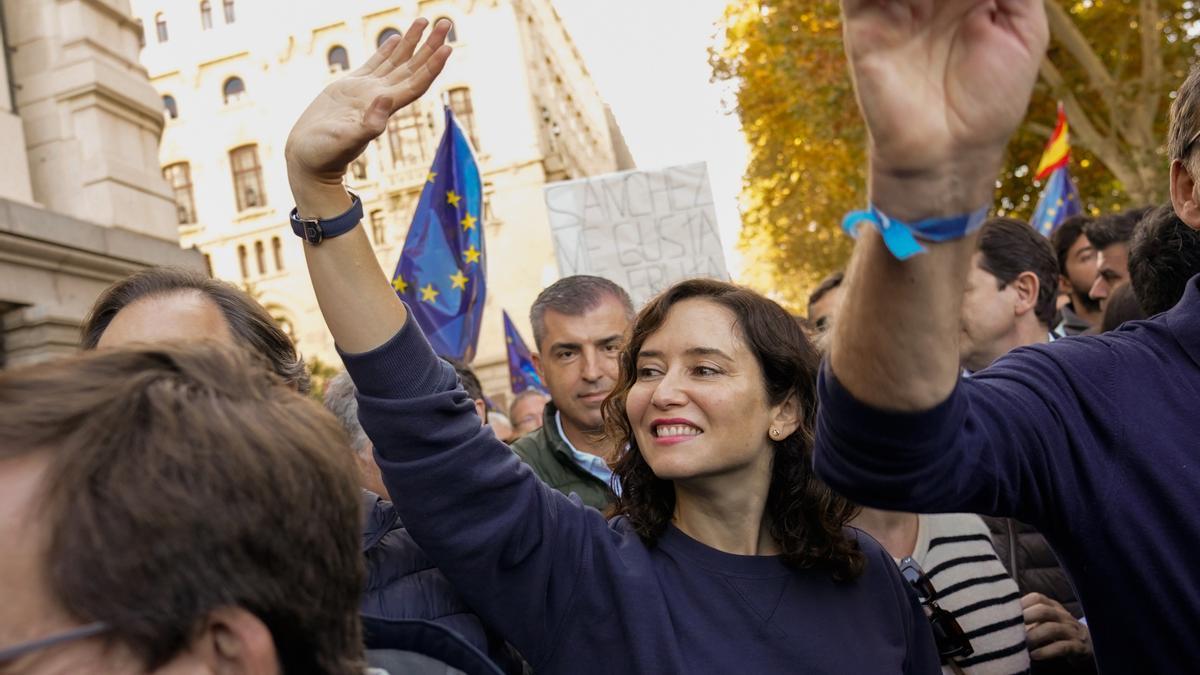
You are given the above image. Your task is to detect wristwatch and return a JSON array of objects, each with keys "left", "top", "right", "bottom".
[{"left": 289, "top": 192, "right": 364, "bottom": 245}]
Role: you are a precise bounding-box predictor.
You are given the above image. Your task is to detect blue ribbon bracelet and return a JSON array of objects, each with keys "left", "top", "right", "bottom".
[{"left": 841, "top": 204, "right": 990, "bottom": 260}]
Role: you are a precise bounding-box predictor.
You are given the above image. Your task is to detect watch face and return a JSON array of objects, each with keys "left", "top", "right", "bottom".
[{"left": 304, "top": 222, "right": 323, "bottom": 244}]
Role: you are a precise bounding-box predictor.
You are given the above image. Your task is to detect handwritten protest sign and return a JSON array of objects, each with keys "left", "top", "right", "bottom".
[{"left": 542, "top": 162, "right": 728, "bottom": 306}]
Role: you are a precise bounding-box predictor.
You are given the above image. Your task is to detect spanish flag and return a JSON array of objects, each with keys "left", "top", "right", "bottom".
[
  {"left": 1030, "top": 104, "right": 1082, "bottom": 237},
  {"left": 1035, "top": 105, "right": 1071, "bottom": 181}
]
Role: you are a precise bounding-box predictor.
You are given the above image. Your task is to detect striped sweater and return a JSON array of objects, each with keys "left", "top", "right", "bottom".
[{"left": 913, "top": 514, "right": 1031, "bottom": 675}]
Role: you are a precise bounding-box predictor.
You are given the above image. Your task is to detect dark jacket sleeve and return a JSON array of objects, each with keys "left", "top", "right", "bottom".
[
  {"left": 813, "top": 338, "right": 1121, "bottom": 536},
  {"left": 340, "top": 316, "right": 614, "bottom": 668}
]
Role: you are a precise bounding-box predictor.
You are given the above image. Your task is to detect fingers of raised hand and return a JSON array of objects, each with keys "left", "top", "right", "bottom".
[
  {"left": 384, "top": 18, "right": 431, "bottom": 72},
  {"left": 386, "top": 19, "right": 452, "bottom": 85},
  {"left": 358, "top": 34, "right": 404, "bottom": 77}
]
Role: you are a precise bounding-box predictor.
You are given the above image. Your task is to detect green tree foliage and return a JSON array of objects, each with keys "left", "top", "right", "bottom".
[{"left": 713, "top": 0, "right": 1199, "bottom": 310}]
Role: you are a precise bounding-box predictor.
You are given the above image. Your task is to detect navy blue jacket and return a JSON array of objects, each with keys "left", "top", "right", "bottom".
[
  {"left": 815, "top": 275, "right": 1200, "bottom": 673},
  {"left": 361, "top": 491, "right": 523, "bottom": 674},
  {"left": 342, "top": 313, "right": 938, "bottom": 674}
]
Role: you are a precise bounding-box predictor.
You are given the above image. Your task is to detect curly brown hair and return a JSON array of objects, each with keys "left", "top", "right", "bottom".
[{"left": 603, "top": 279, "right": 864, "bottom": 581}]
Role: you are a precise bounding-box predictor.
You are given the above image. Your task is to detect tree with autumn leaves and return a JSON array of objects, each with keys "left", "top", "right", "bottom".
[{"left": 713, "top": 0, "right": 1199, "bottom": 309}]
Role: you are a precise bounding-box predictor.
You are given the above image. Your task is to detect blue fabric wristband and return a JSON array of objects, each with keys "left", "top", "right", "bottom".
[{"left": 841, "top": 204, "right": 990, "bottom": 260}]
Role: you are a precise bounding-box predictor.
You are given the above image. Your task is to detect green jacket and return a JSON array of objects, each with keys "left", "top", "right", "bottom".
[{"left": 510, "top": 402, "right": 615, "bottom": 510}]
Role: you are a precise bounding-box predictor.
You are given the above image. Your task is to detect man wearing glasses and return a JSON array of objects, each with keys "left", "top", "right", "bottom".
[
  {"left": 818, "top": 1, "right": 1200, "bottom": 673},
  {"left": 0, "top": 344, "right": 365, "bottom": 673}
]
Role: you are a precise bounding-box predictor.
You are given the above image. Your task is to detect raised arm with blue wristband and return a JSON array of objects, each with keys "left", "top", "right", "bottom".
[{"left": 817, "top": 2, "right": 1200, "bottom": 672}]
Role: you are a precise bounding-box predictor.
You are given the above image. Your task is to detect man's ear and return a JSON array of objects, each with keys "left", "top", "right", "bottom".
[
  {"left": 1058, "top": 273, "right": 1072, "bottom": 296},
  {"left": 1170, "top": 159, "right": 1200, "bottom": 230},
  {"left": 474, "top": 398, "right": 488, "bottom": 423},
  {"left": 1011, "top": 271, "right": 1040, "bottom": 318},
  {"left": 188, "top": 606, "right": 279, "bottom": 675},
  {"left": 532, "top": 351, "right": 544, "bottom": 381}
]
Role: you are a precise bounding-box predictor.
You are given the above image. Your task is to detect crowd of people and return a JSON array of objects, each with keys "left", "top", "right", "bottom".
[{"left": 4, "top": 4, "right": 1200, "bottom": 674}]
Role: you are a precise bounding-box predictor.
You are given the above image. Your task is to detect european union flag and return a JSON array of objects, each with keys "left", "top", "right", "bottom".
[
  {"left": 1030, "top": 165, "right": 1082, "bottom": 237},
  {"left": 391, "top": 107, "right": 485, "bottom": 361},
  {"left": 503, "top": 310, "right": 546, "bottom": 394}
]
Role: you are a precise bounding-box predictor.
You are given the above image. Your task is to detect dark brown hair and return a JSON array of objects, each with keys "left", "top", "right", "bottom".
[
  {"left": 603, "top": 278, "right": 864, "bottom": 580},
  {"left": 0, "top": 343, "right": 363, "bottom": 673},
  {"left": 1129, "top": 203, "right": 1200, "bottom": 316},
  {"left": 977, "top": 218, "right": 1060, "bottom": 327},
  {"left": 81, "top": 267, "right": 311, "bottom": 393},
  {"left": 1084, "top": 207, "right": 1152, "bottom": 251}
]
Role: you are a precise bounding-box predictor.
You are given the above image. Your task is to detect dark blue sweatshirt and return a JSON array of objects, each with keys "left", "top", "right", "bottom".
[
  {"left": 815, "top": 276, "right": 1200, "bottom": 673},
  {"left": 342, "top": 316, "right": 939, "bottom": 674}
]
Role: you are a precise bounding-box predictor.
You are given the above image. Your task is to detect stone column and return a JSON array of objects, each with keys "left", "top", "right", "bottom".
[{"left": 5, "top": 0, "right": 178, "bottom": 240}]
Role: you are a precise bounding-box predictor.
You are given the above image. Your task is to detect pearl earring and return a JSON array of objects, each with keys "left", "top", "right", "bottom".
[{"left": 769, "top": 427, "right": 780, "bottom": 439}]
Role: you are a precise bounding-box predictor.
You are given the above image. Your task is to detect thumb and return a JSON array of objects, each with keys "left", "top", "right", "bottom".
[{"left": 362, "top": 95, "right": 394, "bottom": 135}]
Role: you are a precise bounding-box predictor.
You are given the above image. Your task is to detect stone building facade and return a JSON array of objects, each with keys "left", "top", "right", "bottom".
[
  {"left": 0, "top": 0, "right": 201, "bottom": 369},
  {"left": 129, "top": 0, "right": 633, "bottom": 405}
]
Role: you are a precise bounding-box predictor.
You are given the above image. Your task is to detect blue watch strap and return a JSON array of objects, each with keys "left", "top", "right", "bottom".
[
  {"left": 289, "top": 192, "right": 364, "bottom": 245},
  {"left": 841, "top": 204, "right": 990, "bottom": 260}
]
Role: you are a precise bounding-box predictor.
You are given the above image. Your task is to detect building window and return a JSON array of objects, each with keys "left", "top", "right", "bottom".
[
  {"left": 254, "top": 240, "right": 266, "bottom": 275},
  {"left": 436, "top": 17, "right": 458, "bottom": 43},
  {"left": 162, "top": 162, "right": 196, "bottom": 224},
  {"left": 162, "top": 94, "right": 178, "bottom": 119},
  {"left": 387, "top": 106, "right": 429, "bottom": 167},
  {"left": 272, "top": 236, "right": 284, "bottom": 271},
  {"left": 237, "top": 244, "right": 249, "bottom": 278},
  {"left": 136, "top": 19, "right": 145, "bottom": 48},
  {"left": 370, "top": 210, "right": 386, "bottom": 244},
  {"left": 203, "top": 253, "right": 213, "bottom": 277},
  {"left": 223, "top": 0, "right": 235, "bottom": 23},
  {"left": 327, "top": 45, "right": 350, "bottom": 73},
  {"left": 349, "top": 155, "right": 368, "bottom": 180},
  {"left": 448, "top": 87, "right": 479, "bottom": 150},
  {"left": 200, "top": 1, "right": 213, "bottom": 29},
  {"left": 229, "top": 145, "right": 266, "bottom": 211},
  {"left": 222, "top": 77, "right": 245, "bottom": 104},
  {"left": 377, "top": 27, "right": 402, "bottom": 47},
  {"left": 155, "top": 13, "right": 168, "bottom": 43}
]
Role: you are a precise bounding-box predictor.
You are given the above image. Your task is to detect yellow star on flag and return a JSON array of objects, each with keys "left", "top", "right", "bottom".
[
  {"left": 463, "top": 245, "right": 481, "bottom": 264},
  {"left": 426, "top": 171, "right": 437, "bottom": 184},
  {"left": 446, "top": 191, "right": 462, "bottom": 208},
  {"left": 420, "top": 283, "right": 439, "bottom": 303},
  {"left": 460, "top": 213, "right": 477, "bottom": 231},
  {"left": 449, "top": 269, "right": 469, "bottom": 290},
  {"left": 391, "top": 276, "right": 408, "bottom": 294}
]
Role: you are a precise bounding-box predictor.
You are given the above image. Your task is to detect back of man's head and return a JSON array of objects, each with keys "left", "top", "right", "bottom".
[
  {"left": 530, "top": 275, "right": 634, "bottom": 350},
  {"left": 82, "top": 267, "right": 311, "bottom": 393},
  {"left": 0, "top": 343, "right": 363, "bottom": 674},
  {"left": 1129, "top": 204, "right": 1200, "bottom": 316},
  {"left": 1085, "top": 207, "right": 1151, "bottom": 252},
  {"left": 978, "top": 218, "right": 1059, "bottom": 327}
]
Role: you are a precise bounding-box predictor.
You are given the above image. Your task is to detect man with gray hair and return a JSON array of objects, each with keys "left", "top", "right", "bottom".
[
  {"left": 511, "top": 275, "right": 635, "bottom": 509},
  {"left": 324, "top": 371, "right": 389, "bottom": 499}
]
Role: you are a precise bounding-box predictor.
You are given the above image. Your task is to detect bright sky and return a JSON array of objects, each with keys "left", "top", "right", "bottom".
[{"left": 551, "top": 0, "right": 749, "bottom": 278}]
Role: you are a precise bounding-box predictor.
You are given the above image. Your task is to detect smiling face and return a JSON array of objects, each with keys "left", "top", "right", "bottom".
[{"left": 624, "top": 298, "right": 795, "bottom": 484}]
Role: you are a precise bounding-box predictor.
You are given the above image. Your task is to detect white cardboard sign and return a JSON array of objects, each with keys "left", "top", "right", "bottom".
[{"left": 542, "top": 162, "right": 728, "bottom": 306}]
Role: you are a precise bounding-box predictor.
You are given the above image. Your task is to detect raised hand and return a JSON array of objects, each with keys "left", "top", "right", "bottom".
[
  {"left": 286, "top": 18, "right": 452, "bottom": 201},
  {"left": 841, "top": 0, "right": 1049, "bottom": 218}
]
